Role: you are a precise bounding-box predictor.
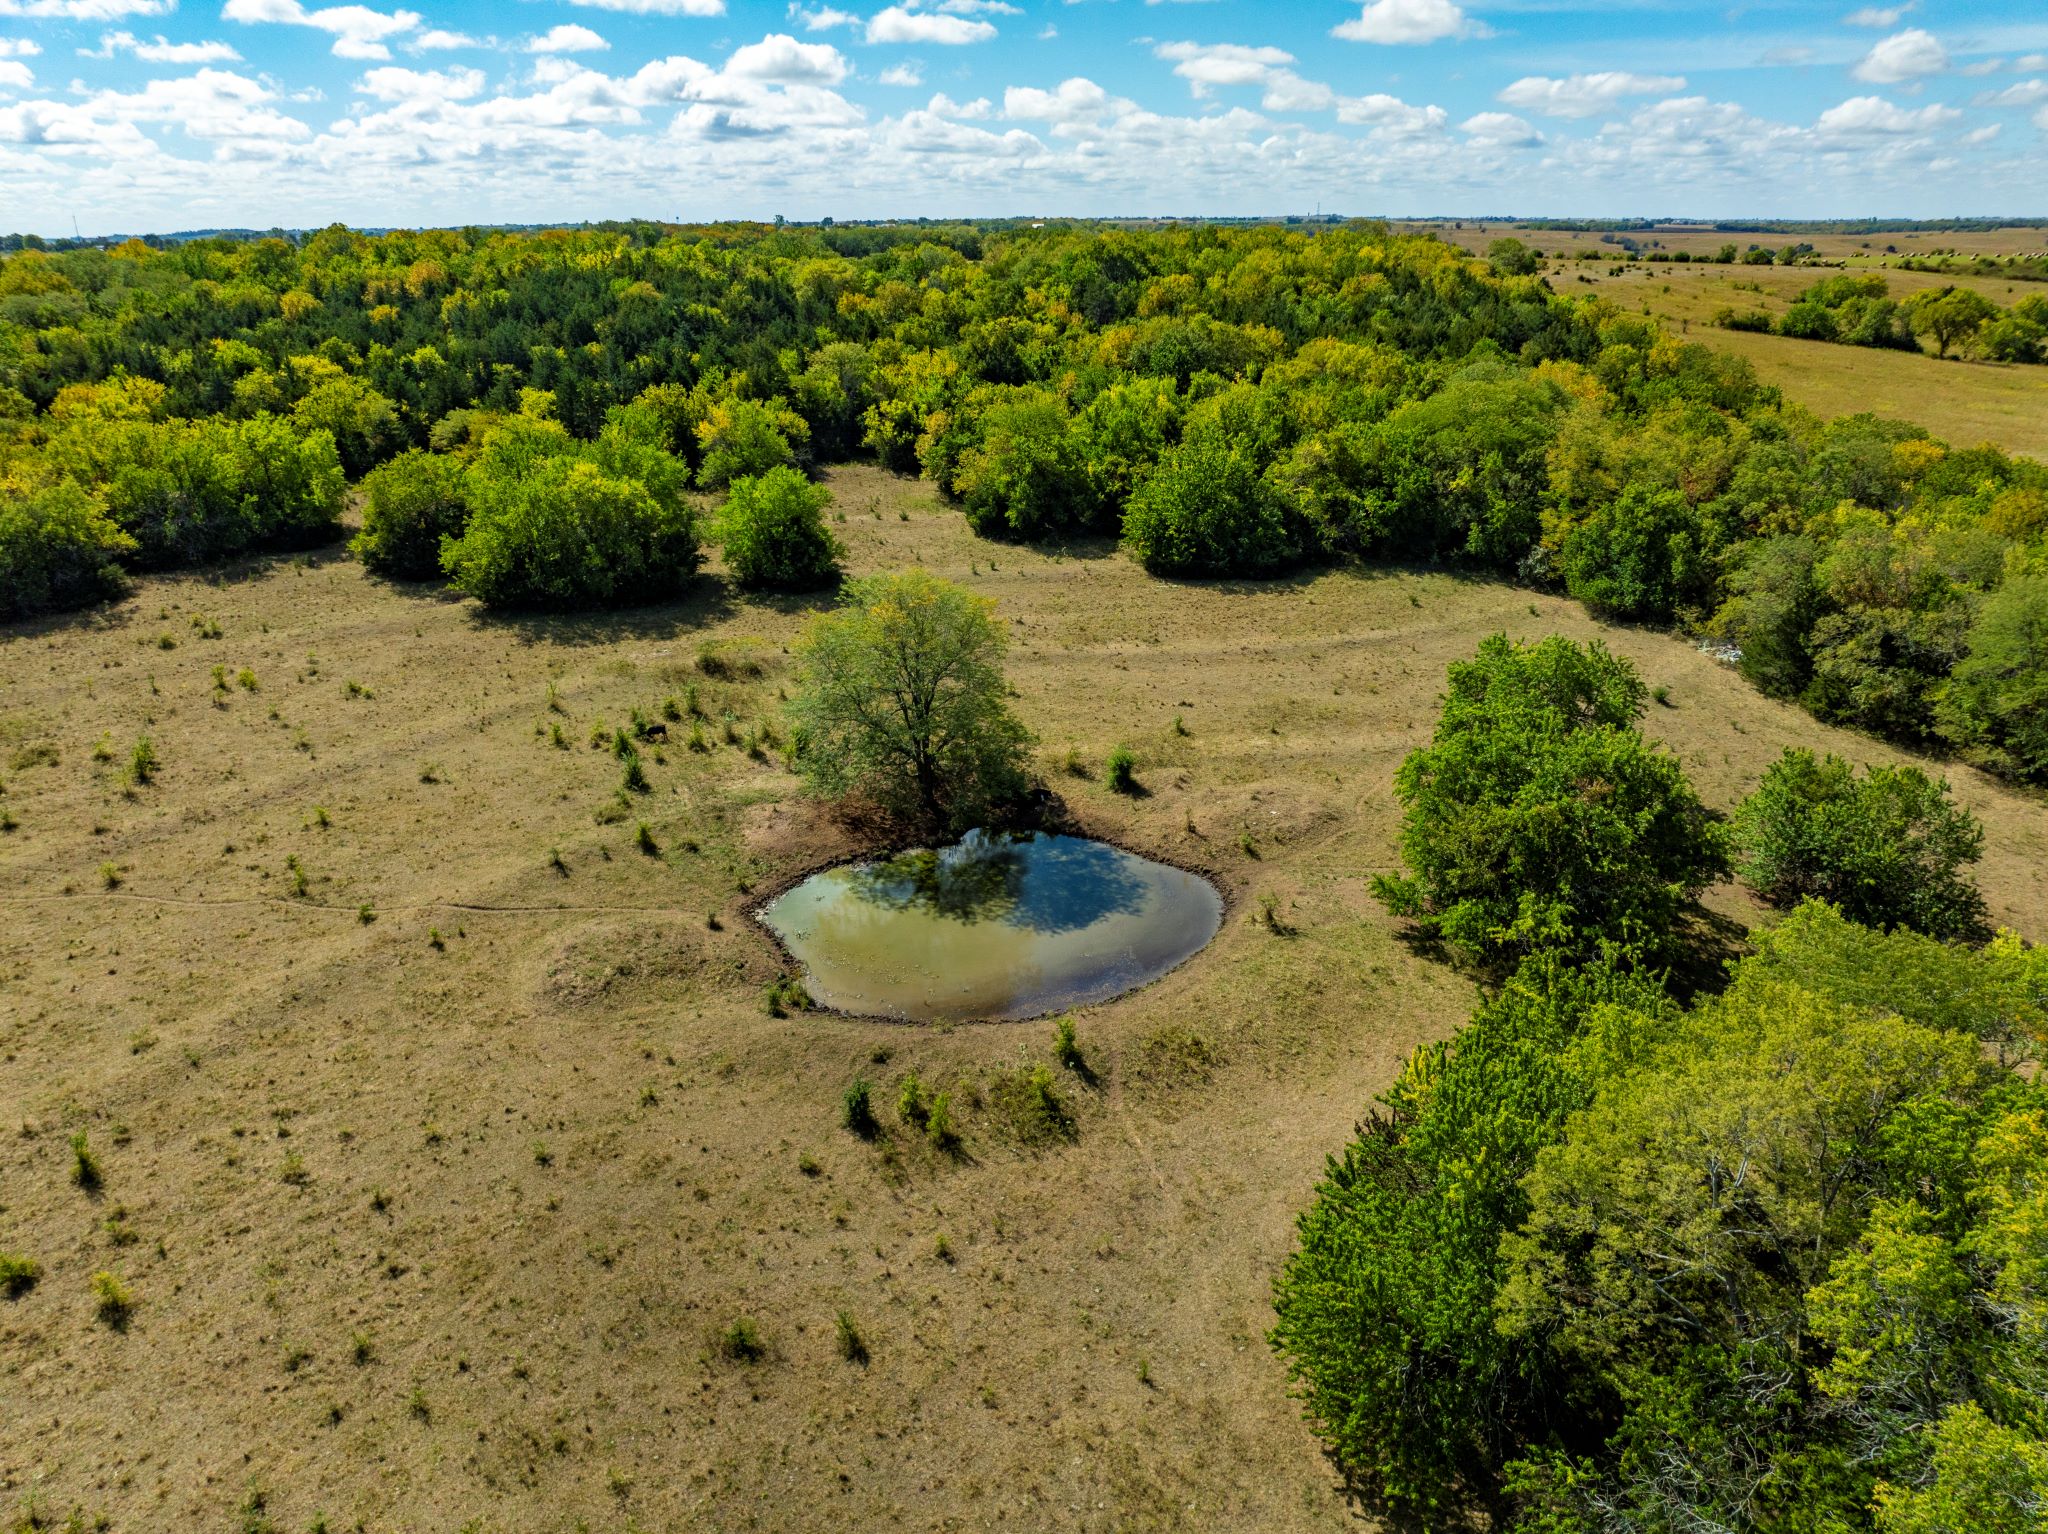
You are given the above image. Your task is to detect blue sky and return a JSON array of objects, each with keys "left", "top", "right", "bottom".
[{"left": 1, "top": 0, "right": 2044, "bottom": 235}]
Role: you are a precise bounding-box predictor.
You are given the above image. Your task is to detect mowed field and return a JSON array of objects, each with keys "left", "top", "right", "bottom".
[
  {"left": 1401, "top": 220, "right": 2048, "bottom": 461},
  {"left": 4, "top": 465, "right": 2047, "bottom": 1534}
]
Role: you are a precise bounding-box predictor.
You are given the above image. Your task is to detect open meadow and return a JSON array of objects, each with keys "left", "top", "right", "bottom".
[
  {"left": 1396, "top": 221, "right": 2048, "bottom": 460},
  {"left": 5, "top": 464, "right": 2046, "bottom": 1533}
]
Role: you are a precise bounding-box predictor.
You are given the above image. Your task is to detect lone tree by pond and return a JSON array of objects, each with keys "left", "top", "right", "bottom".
[{"left": 788, "top": 569, "right": 1032, "bottom": 829}]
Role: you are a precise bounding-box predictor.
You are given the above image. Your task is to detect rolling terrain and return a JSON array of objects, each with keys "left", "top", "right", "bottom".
[{"left": 4, "top": 466, "right": 2046, "bottom": 1533}]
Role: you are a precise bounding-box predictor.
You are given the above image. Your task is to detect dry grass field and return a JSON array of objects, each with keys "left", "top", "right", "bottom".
[
  {"left": 1398, "top": 221, "right": 2048, "bottom": 460},
  {"left": 4, "top": 465, "right": 2046, "bottom": 1533}
]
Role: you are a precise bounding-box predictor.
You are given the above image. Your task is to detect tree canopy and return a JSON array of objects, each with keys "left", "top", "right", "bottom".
[
  {"left": 787, "top": 570, "right": 1032, "bottom": 828},
  {"left": 1372, "top": 634, "right": 1730, "bottom": 967}
]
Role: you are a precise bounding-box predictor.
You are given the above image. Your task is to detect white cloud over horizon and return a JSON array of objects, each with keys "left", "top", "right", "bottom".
[{"left": 0, "top": 1, "right": 2033, "bottom": 234}]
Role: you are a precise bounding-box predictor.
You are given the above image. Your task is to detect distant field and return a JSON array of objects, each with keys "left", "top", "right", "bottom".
[
  {"left": 1403, "top": 218, "right": 2048, "bottom": 268},
  {"left": 1569, "top": 262, "right": 2048, "bottom": 459},
  {"left": 5, "top": 467, "right": 2046, "bottom": 1533},
  {"left": 1393, "top": 221, "right": 2048, "bottom": 460}
]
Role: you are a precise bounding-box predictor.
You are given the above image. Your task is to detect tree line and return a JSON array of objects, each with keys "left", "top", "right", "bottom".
[
  {"left": 2, "top": 220, "right": 2043, "bottom": 786},
  {"left": 1718, "top": 273, "right": 2048, "bottom": 364}
]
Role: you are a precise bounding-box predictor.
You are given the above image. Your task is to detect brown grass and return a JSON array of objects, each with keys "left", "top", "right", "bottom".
[{"left": 2, "top": 466, "right": 2044, "bottom": 1531}]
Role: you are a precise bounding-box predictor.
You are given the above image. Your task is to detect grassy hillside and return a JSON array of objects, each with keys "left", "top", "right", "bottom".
[
  {"left": 4, "top": 465, "right": 2044, "bottom": 1532},
  {"left": 1391, "top": 220, "right": 2048, "bottom": 460}
]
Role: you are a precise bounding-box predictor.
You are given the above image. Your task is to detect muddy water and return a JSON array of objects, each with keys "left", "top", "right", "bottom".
[{"left": 757, "top": 830, "right": 1223, "bottom": 1023}]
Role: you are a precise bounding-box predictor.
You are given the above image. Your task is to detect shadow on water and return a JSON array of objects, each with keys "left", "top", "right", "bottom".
[{"left": 849, "top": 831, "right": 1150, "bottom": 936}]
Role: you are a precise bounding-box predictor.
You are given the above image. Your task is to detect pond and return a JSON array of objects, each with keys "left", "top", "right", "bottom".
[{"left": 757, "top": 830, "right": 1224, "bottom": 1023}]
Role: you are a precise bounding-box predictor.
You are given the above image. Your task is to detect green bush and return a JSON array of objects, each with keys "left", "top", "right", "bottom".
[
  {"left": 1277, "top": 903, "right": 2048, "bottom": 1525},
  {"left": 0, "top": 481, "right": 135, "bottom": 620},
  {"left": 695, "top": 397, "right": 809, "bottom": 490},
  {"left": 1105, "top": 745, "right": 1137, "bottom": 793},
  {"left": 718, "top": 466, "right": 843, "bottom": 590},
  {"left": 0, "top": 1251, "right": 41, "bottom": 1297},
  {"left": 952, "top": 387, "right": 1099, "bottom": 540},
  {"left": 1121, "top": 423, "right": 1298, "bottom": 578},
  {"left": 1558, "top": 484, "right": 1708, "bottom": 623},
  {"left": 46, "top": 415, "right": 343, "bottom": 569},
  {"left": 351, "top": 450, "right": 470, "bottom": 579},
  {"left": 1371, "top": 634, "right": 1729, "bottom": 967},
  {"left": 1732, "top": 747, "right": 1988, "bottom": 939},
  {"left": 1346, "top": 363, "right": 1567, "bottom": 563},
  {"left": 1273, "top": 955, "right": 1669, "bottom": 1509},
  {"left": 840, "top": 1077, "right": 877, "bottom": 1139},
  {"left": 444, "top": 456, "right": 698, "bottom": 610},
  {"left": 1936, "top": 573, "right": 2048, "bottom": 782}
]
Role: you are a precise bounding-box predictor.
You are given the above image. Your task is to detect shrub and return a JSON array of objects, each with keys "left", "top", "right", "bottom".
[
  {"left": 1121, "top": 423, "right": 1298, "bottom": 578},
  {"left": 925, "top": 1091, "right": 958, "bottom": 1151},
  {"left": 695, "top": 397, "right": 809, "bottom": 490},
  {"left": 1274, "top": 956, "right": 1670, "bottom": 1512},
  {"left": 718, "top": 467, "right": 843, "bottom": 590},
  {"left": 444, "top": 456, "right": 699, "bottom": 610},
  {"left": 1372, "top": 635, "right": 1729, "bottom": 967},
  {"left": 0, "top": 1251, "right": 41, "bottom": 1298},
  {"left": 71, "top": 1129, "right": 102, "bottom": 1189},
  {"left": 1051, "top": 1015, "right": 1083, "bottom": 1072},
  {"left": 951, "top": 387, "right": 1099, "bottom": 539},
  {"left": 1105, "top": 745, "right": 1138, "bottom": 794},
  {"left": 841, "top": 1077, "right": 878, "bottom": 1138},
  {"left": 0, "top": 481, "right": 135, "bottom": 620},
  {"left": 1732, "top": 748, "right": 1988, "bottom": 939},
  {"left": 91, "top": 1269, "right": 133, "bottom": 1327},
  {"left": 717, "top": 1318, "right": 765, "bottom": 1363},
  {"left": 128, "top": 735, "right": 158, "bottom": 786},
  {"left": 1936, "top": 573, "right": 2048, "bottom": 783},
  {"left": 351, "top": 450, "right": 470, "bottom": 579},
  {"left": 897, "top": 1071, "right": 930, "bottom": 1128},
  {"left": 1558, "top": 485, "right": 1709, "bottom": 624},
  {"left": 834, "top": 1311, "right": 868, "bottom": 1364}
]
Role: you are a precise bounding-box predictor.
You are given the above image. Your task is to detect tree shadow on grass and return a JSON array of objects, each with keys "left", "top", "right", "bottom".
[
  {"left": 1659, "top": 900, "right": 1752, "bottom": 1004},
  {"left": 1319, "top": 1447, "right": 1501, "bottom": 1532},
  {"left": 459, "top": 574, "right": 741, "bottom": 649}
]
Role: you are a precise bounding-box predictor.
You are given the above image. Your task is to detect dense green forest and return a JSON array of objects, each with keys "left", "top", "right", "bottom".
[
  {"left": 1274, "top": 632, "right": 2048, "bottom": 1534},
  {"left": 1, "top": 219, "right": 2043, "bottom": 787}
]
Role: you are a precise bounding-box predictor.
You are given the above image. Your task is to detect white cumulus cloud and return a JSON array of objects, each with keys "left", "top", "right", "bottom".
[
  {"left": 1815, "top": 93, "right": 1958, "bottom": 134},
  {"left": 528, "top": 25, "right": 608, "bottom": 53},
  {"left": 222, "top": 0, "right": 422, "bottom": 61},
  {"left": 1497, "top": 71, "right": 1685, "bottom": 119},
  {"left": 725, "top": 33, "right": 848, "bottom": 83},
  {"left": 1851, "top": 28, "right": 1947, "bottom": 83},
  {"left": 1333, "top": 0, "right": 1486, "bottom": 46},
  {"left": 1842, "top": 3, "right": 1912, "bottom": 27},
  {"left": 0, "top": 0, "right": 169, "bottom": 16},
  {"left": 866, "top": 7, "right": 995, "bottom": 45},
  {"left": 1459, "top": 110, "right": 1539, "bottom": 145},
  {"left": 88, "top": 31, "right": 245, "bottom": 62},
  {"left": 561, "top": 0, "right": 722, "bottom": 14}
]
